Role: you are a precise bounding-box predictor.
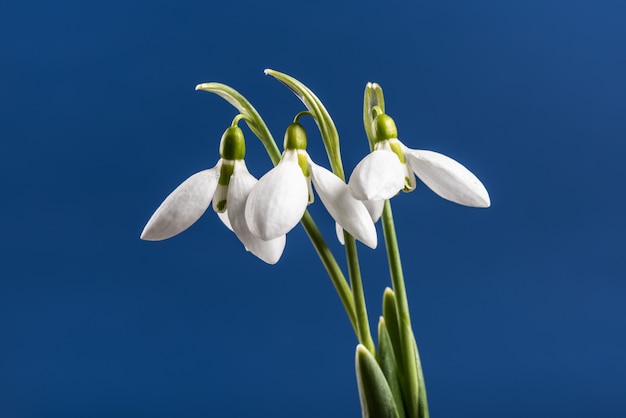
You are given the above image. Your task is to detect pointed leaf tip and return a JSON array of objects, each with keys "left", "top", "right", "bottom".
[{"left": 355, "top": 344, "right": 400, "bottom": 418}]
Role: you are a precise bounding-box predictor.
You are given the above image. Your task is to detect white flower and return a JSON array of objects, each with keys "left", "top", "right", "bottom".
[
  {"left": 348, "top": 114, "right": 490, "bottom": 208},
  {"left": 245, "top": 123, "right": 377, "bottom": 249},
  {"left": 141, "top": 126, "right": 286, "bottom": 264}
]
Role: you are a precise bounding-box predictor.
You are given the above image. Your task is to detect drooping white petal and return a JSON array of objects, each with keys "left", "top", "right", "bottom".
[
  {"left": 363, "top": 199, "right": 384, "bottom": 223},
  {"left": 217, "top": 211, "right": 233, "bottom": 232},
  {"left": 245, "top": 150, "right": 309, "bottom": 241},
  {"left": 309, "top": 159, "right": 377, "bottom": 249},
  {"left": 402, "top": 146, "right": 491, "bottom": 208},
  {"left": 141, "top": 164, "right": 221, "bottom": 240},
  {"left": 348, "top": 150, "right": 406, "bottom": 201},
  {"left": 335, "top": 222, "right": 345, "bottom": 245},
  {"left": 227, "top": 162, "right": 286, "bottom": 264}
]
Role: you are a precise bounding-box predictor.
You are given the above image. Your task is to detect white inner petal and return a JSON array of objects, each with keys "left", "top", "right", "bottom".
[{"left": 227, "top": 161, "right": 286, "bottom": 264}]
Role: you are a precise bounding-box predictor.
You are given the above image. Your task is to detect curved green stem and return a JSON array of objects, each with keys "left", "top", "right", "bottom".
[
  {"left": 302, "top": 212, "right": 357, "bottom": 334},
  {"left": 197, "top": 82, "right": 358, "bottom": 335},
  {"left": 265, "top": 69, "right": 345, "bottom": 180},
  {"left": 230, "top": 113, "right": 254, "bottom": 128},
  {"left": 264, "top": 71, "right": 376, "bottom": 350},
  {"left": 344, "top": 232, "right": 375, "bottom": 353},
  {"left": 293, "top": 111, "right": 314, "bottom": 123}
]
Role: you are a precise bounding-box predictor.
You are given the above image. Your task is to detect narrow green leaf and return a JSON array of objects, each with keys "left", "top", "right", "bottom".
[
  {"left": 384, "top": 287, "right": 423, "bottom": 418},
  {"left": 378, "top": 317, "right": 406, "bottom": 418},
  {"left": 195, "top": 82, "right": 282, "bottom": 165},
  {"left": 264, "top": 69, "right": 345, "bottom": 180},
  {"left": 410, "top": 330, "right": 430, "bottom": 418},
  {"left": 356, "top": 344, "right": 400, "bottom": 418},
  {"left": 382, "top": 288, "right": 403, "bottom": 369}
]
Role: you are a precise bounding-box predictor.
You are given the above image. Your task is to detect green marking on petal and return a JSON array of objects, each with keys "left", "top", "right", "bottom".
[
  {"left": 297, "top": 151, "right": 310, "bottom": 177},
  {"left": 403, "top": 177, "right": 413, "bottom": 192},
  {"left": 218, "top": 161, "right": 235, "bottom": 186},
  {"left": 212, "top": 184, "right": 228, "bottom": 213},
  {"left": 388, "top": 139, "right": 406, "bottom": 164}
]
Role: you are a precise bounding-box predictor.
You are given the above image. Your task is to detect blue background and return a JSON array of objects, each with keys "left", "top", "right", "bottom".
[{"left": 1, "top": 0, "right": 625, "bottom": 417}]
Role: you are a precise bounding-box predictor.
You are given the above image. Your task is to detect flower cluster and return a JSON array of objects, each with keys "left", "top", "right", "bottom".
[
  {"left": 142, "top": 106, "right": 489, "bottom": 265},
  {"left": 141, "top": 119, "right": 378, "bottom": 264},
  {"left": 141, "top": 73, "right": 492, "bottom": 418}
]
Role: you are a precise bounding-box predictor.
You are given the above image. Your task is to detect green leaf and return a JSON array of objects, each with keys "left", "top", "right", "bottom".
[
  {"left": 378, "top": 317, "right": 406, "bottom": 418},
  {"left": 384, "top": 287, "right": 423, "bottom": 418},
  {"left": 382, "top": 288, "right": 403, "bottom": 369},
  {"left": 195, "top": 82, "right": 282, "bottom": 165},
  {"left": 410, "top": 330, "right": 430, "bottom": 418},
  {"left": 356, "top": 344, "right": 400, "bottom": 418},
  {"left": 264, "top": 69, "right": 345, "bottom": 180}
]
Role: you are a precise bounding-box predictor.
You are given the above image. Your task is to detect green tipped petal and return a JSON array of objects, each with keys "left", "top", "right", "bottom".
[{"left": 355, "top": 344, "right": 400, "bottom": 418}]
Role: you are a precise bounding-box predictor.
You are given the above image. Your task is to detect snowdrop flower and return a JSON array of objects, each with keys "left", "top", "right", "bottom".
[
  {"left": 349, "top": 113, "right": 490, "bottom": 208},
  {"left": 245, "top": 122, "right": 377, "bottom": 249},
  {"left": 141, "top": 124, "right": 286, "bottom": 264}
]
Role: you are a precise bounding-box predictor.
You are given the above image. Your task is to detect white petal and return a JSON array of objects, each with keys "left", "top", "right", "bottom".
[
  {"left": 403, "top": 147, "right": 491, "bottom": 208},
  {"left": 363, "top": 199, "right": 384, "bottom": 223},
  {"left": 227, "top": 162, "right": 286, "bottom": 264},
  {"left": 217, "top": 211, "right": 233, "bottom": 232},
  {"left": 245, "top": 151, "right": 309, "bottom": 240},
  {"left": 141, "top": 165, "right": 220, "bottom": 240},
  {"left": 348, "top": 150, "right": 406, "bottom": 201},
  {"left": 310, "top": 160, "right": 377, "bottom": 249},
  {"left": 335, "top": 222, "right": 345, "bottom": 245}
]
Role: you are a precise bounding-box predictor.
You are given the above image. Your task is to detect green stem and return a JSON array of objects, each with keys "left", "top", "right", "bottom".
[
  {"left": 301, "top": 212, "right": 357, "bottom": 335},
  {"left": 344, "top": 232, "right": 375, "bottom": 353},
  {"left": 196, "top": 82, "right": 358, "bottom": 337},
  {"left": 381, "top": 200, "right": 422, "bottom": 418}
]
